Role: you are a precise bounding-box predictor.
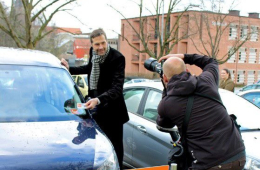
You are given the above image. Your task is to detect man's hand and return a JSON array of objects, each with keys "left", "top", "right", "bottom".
[
  {"left": 85, "top": 98, "right": 99, "bottom": 110},
  {"left": 61, "top": 58, "right": 69, "bottom": 70},
  {"left": 158, "top": 54, "right": 184, "bottom": 63}
]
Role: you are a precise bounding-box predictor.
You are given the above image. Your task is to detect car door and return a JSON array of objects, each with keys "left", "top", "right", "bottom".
[
  {"left": 131, "top": 88, "right": 173, "bottom": 168},
  {"left": 123, "top": 87, "right": 146, "bottom": 167}
]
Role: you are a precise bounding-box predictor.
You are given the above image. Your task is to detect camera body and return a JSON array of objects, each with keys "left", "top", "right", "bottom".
[{"left": 144, "top": 58, "right": 165, "bottom": 78}]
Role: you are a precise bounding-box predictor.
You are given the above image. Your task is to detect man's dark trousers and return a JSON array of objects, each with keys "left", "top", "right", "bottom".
[{"left": 98, "top": 122, "right": 124, "bottom": 169}]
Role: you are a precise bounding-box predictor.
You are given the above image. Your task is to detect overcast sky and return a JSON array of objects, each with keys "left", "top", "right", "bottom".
[{"left": 3, "top": 0, "right": 260, "bottom": 38}]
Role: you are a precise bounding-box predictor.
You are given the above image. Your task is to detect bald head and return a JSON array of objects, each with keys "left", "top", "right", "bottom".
[{"left": 163, "top": 57, "right": 186, "bottom": 79}]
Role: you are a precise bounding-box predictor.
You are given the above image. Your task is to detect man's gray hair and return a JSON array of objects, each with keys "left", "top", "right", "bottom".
[{"left": 90, "top": 28, "right": 107, "bottom": 43}]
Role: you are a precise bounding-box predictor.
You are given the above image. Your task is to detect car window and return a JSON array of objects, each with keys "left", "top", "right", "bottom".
[
  {"left": 123, "top": 88, "right": 145, "bottom": 113},
  {"left": 83, "top": 75, "right": 88, "bottom": 86},
  {"left": 242, "top": 85, "right": 255, "bottom": 91},
  {"left": 142, "top": 90, "right": 162, "bottom": 121},
  {"left": 72, "top": 75, "right": 76, "bottom": 81},
  {"left": 0, "top": 65, "right": 86, "bottom": 122},
  {"left": 77, "top": 76, "right": 84, "bottom": 88},
  {"left": 242, "top": 92, "right": 260, "bottom": 107},
  {"left": 256, "top": 85, "right": 260, "bottom": 89}
]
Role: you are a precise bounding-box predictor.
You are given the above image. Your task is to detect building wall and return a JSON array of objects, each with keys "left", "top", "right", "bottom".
[{"left": 120, "top": 11, "right": 260, "bottom": 84}]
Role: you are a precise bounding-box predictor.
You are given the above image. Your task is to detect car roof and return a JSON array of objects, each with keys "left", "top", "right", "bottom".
[
  {"left": 124, "top": 82, "right": 164, "bottom": 90},
  {"left": 123, "top": 82, "right": 237, "bottom": 96},
  {"left": 237, "top": 89, "right": 260, "bottom": 95},
  {"left": 0, "top": 47, "right": 63, "bottom": 68}
]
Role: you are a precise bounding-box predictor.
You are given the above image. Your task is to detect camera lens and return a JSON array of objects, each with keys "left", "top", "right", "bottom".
[{"left": 144, "top": 58, "right": 162, "bottom": 74}]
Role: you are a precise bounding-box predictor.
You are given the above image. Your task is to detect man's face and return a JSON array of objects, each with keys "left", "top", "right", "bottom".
[{"left": 91, "top": 35, "right": 108, "bottom": 56}]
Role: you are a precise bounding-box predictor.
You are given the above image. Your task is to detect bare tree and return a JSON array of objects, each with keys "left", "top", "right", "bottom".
[
  {"left": 109, "top": 0, "right": 191, "bottom": 60},
  {"left": 189, "top": 0, "right": 256, "bottom": 64},
  {"left": 0, "top": 0, "right": 76, "bottom": 49}
]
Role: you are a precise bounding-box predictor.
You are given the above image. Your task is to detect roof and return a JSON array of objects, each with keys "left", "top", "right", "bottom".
[
  {"left": 74, "top": 39, "right": 91, "bottom": 47},
  {"left": 124, "top": 82, "right": 164, "bottom": 91},
  {"left": 0, "top": 47, "right": 64, "bottom": 68},
  {"left": 56, "top": 27, "right": 82, "bottom": 34}
]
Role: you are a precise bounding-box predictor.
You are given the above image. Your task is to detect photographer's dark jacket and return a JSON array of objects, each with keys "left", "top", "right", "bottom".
[
  {"left": 157, "top": 54, "right": 245, "bottom": 169},
  {"left": 69, "top": 47, "right": 129, "bottom": 126}
]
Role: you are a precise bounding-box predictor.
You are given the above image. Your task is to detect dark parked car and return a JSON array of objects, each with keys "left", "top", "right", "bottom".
[
  {"left": 123, "top": 82, "right": 260, "bottom": 169},
  {"left": 0, "top": 47, "right": 119, "bottom": 170}
]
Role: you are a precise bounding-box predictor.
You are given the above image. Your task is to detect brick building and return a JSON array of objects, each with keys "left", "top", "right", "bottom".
[{"left": 120, "top": 10, "right": 260, "bottom": 85}]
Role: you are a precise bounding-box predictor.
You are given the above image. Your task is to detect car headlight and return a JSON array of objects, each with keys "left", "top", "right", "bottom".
[
  {"left": 245, "top": 157, "right": 260, "bottom": 170},
  {"left": 97, "top": 151, "right": 119, "bottom": 170}
]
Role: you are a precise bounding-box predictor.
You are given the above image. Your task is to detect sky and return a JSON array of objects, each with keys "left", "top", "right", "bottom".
[{"left": 3, "top": 0, "right": 260, "bottom": 38}]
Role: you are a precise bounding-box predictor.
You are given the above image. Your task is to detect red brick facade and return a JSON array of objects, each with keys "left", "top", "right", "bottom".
[{"left": 120, "top": 11, "right": 260, "bottom": 85}]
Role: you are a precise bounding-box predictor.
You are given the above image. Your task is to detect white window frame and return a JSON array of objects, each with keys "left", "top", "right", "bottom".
[
  {"left": 229, "top": 24, "right": 238, "bottom": 40},
  {"left": 240, "top": 25, "right": 248, "bottom": 40},
  {"left": 249, "top": 48, "right": 257, "bottom": 64},
  {"left": 238, "top": 47, "right": 247, "bottom": 63},
  {"left": 250, "top": 26, "right": 259, "bottom": 41},
  {"left": 227, "top": 47, "right": 236, "bottom": 63}
]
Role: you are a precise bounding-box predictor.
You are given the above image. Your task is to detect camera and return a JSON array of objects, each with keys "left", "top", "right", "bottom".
[{"left": 144, "top": 58, "right": 165, "bottom": 78}]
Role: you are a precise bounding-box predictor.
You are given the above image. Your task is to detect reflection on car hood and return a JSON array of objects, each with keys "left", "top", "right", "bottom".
[
  {"left": 242, "top": 131, "right": 260, "bottom": 160},
  {"left": 0, "top": 119, "right": 112, "bottom": 170}
]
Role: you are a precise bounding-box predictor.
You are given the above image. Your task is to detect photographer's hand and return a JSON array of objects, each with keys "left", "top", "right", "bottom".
[{"left": 158, "top": 54, "right": 184, "bottom": 63}]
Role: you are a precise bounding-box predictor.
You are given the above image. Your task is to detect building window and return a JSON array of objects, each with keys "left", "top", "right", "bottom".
[
  {"left": 250, "top": 26, "right": 258, "bottom": 41},
  {"left": 154, "top": 19, "right": 158, "bottom": 39},
  {"left": 258, "top": 71, "right": 260, "bottom": 81},
  {"left": 237, "top": 70, "right": 245, "bottom": 84},
  {"left": 240, "top": 25, "right": 248, "bottom": 40},
  {"left": 154, "top": 43, "right": 157, "bottom": 57},
  {"left": 227, "top": 47, "right": 236, "bottom": 63},
  {"left": 238, "top": 47, "right": 247, "bottom": 63},
  {"left": 229, "top": 24, "right": 237, "bottom": 40},
  {"left": 122, "top": 24, "right": 125, "bottom": 41},
  {"left": 230, "top": 70, "right": 235, "bottom": 80},
  {"left": 249, "top": 48, "right": 257, "bottom": 64},
  {"left": 247, "top": 70, "right": 255, "bottom": 85}
]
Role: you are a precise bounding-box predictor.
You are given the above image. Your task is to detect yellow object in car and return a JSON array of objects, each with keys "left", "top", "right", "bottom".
[{"left": 72, "top": 74, "right": 88, "bottom": 99}]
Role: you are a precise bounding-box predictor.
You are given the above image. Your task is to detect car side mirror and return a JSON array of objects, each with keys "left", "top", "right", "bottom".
[{"left": 64, "top": 99, "right": 75, "bottom": 113}]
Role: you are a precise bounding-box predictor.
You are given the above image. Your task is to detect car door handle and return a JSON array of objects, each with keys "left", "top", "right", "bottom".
[{"left": 136, "top": 125, "right": 147, "bottom": 133}]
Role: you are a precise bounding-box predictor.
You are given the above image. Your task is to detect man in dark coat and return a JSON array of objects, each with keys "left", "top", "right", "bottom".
[
  {"left": 157, "top": 54, "right": 245, "bottom": 170},
  {"left": 61, "top": 28, "right": 129, "bottom": 169}
]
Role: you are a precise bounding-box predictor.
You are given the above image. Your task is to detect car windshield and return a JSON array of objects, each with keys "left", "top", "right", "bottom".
[
  {"left": 0, "top": 65, "right": 86, "bottom": 122},
  {"left": 219, "top": 89, "right": 260, "bottom": 130}
]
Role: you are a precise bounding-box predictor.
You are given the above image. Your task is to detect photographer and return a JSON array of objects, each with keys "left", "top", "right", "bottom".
[{"left": 156, "top": 54, "right": 245, "bottom": 170}]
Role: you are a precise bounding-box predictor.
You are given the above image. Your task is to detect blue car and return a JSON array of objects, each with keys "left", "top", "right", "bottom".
[{"left": 0, "top": 47, "right": 119, "bottom": 170}]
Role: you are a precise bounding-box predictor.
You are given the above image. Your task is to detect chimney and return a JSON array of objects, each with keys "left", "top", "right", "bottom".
[
  {"left": 229, "top": 10, "right": 240, "bottom": 16},
  {"left": 248, "top": 13, "right": 259, "bottom": 19}
]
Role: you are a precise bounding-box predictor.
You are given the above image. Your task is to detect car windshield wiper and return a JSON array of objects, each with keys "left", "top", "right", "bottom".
[
  {"left": 0, "top": 121, "right": 26, "bottom": 123},
  {"left": 241, "top": 128, "right": 260, "bottom": 132}
]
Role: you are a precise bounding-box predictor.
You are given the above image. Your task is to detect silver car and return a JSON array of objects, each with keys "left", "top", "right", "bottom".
[{"left": 123, "top": 82, "right": 260, "bottom": 170}]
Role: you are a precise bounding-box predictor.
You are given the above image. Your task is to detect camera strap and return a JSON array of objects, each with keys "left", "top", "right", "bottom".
[
  {"left": 194, "top": 92, "right": 226, "bottom": 110},
  {"left": 179, "top": 95, "right": 194, "bottom": 170}
]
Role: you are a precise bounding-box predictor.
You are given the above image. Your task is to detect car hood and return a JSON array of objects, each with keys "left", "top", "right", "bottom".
[
  {"left": 0, "top": 119, "right": 113, "bottom": 170},
  {"left": 242, "top": 131, "right": 260, "bottom": 160}
]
